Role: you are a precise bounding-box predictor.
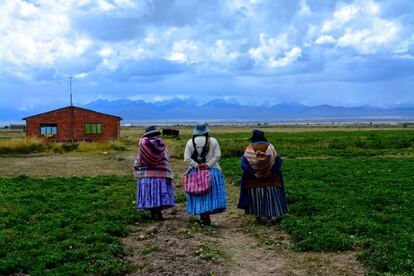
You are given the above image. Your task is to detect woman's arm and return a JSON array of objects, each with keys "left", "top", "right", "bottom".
[
  {"left": 206, "top": 138, "right": 221, "bottom": 168},
  {"left": 241, "top": 156, "right": 255, "bottom": 175},
  {"left": 184, "top": 139, "right": 198, "bottom": 167}
]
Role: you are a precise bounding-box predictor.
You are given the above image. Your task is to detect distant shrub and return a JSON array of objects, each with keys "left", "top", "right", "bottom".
[
  {"left": 328, "top": 140, "right": 347, "bottom": 150},
  {"left": 61, "top": 143, "right": 79, "bottom": 152},
  {"left": 109, "top": 141, "right": 127, "bottom": 151},
  {"left": 76, "top": 141, "right": 127, "bottom": 152},
  {"left": 0, "top": 139, "right": 46, "bottom": 154},
  {"left": 354, "top": 139, "right": 368, "bottom": 149},
  {"left": 392, "top": 139, "right": 412, "bottom": 149},
  {"left": 369, "top": 137, "right": 386, "bottom": 149}
]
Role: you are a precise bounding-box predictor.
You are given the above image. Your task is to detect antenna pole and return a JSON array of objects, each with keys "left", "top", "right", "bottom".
[{"left": 69, "top": 73, "right": 73, "bottom": 106}]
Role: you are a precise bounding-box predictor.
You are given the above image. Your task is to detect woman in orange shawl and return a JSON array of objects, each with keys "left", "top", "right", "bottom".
[{"left": 238, "top": 129, "right": 288, "bottom": 225}]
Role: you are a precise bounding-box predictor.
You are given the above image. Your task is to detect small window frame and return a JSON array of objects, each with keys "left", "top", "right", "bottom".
[
  {"left": 85, "top": 123, "right": 102, "bottom": 134},
  {"left": 40, "top": 124, "right": 58, "bottom": 136}
]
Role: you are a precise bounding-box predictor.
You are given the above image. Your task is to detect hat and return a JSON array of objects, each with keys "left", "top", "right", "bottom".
[
  {"left": 249, "top": 129, "right": 266, "bottom": 141},
  {"left": 143, "top": 125, "right": 161, "bottom": 137},
  {"left": 193, "top": 122, "right": 210, "bottom": 136}
]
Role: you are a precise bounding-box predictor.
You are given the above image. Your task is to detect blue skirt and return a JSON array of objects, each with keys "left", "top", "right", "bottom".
[
  {"left": 186, "top": 168, "right": 227, "bottom": 215},
  {"left": 136, "top": 177, "right": 175, "bottom": 210},
  {"left": 245, "top": 185, "right": 288, "bottom": 218}
]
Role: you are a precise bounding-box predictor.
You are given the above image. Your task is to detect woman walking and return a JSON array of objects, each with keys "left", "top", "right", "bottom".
[
  {"left": 134, "top": 126, "right": 175, "bottom": 220},
  {"left": 238, "top": 129, "right": 288, "bottom": 225},
  {"left": 184, "top": 122, "right": 227, "bottom": 226}
]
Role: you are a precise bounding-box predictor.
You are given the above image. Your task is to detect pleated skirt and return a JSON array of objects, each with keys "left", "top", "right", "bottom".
[
  {"left": 186, "top": 168, "right": 227, "bottom": 215},
  {"left": 136, "top": 177, "right": 175, "bottom": 210},
  {"left": 245, "top": 185, "right": 288, "bottom": 218}
]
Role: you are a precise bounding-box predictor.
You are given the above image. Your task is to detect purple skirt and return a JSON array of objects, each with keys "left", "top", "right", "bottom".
[{"left": 136, "top": 177, "right": 175, "bottom": 210}]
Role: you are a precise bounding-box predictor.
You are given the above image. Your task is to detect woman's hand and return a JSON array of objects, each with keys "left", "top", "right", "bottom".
[{"left": 198, "top": 163, "right": 209, "bottom": 170}]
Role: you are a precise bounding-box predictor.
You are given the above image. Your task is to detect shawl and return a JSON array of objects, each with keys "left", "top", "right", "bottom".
[
  {"left": 134, "top": 137, "right": 172, "bottom": 179},
  {"left": 244, "top": 142, "right": 276, "bottom": 177}
]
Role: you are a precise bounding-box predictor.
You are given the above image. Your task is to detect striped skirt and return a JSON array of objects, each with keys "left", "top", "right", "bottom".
[
  {"left": 136, "top": 177, "right": 175, "bottom": 210},
  {"left": 186, "top": 168, "right": 227, "bottom": 215},
  {"left": 245, "top": 185, "right": 288, "bottom": 218}
]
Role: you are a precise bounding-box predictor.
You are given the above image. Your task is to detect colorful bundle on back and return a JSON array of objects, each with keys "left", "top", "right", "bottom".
[
  {"left": 135, "top": 137, "right": 172, "bottom": 179},
  {"left": 138, "top": 137, "right": 166, "bottom": 166},
  {"left": 244, "top": 142, "right": 276, "bottom": 177}
]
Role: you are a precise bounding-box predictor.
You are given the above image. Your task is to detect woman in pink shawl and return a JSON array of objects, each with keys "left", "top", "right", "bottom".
[{"left": 133, "top": 126, "right": 175, "bottom": 220}]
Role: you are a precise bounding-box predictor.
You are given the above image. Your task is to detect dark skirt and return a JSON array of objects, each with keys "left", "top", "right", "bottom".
[
  {"left": 136, "top": 177, "right": 175, "bottom": 210},
  {"left": 244, "top": 185, "right": 288, "bottom": 218}
]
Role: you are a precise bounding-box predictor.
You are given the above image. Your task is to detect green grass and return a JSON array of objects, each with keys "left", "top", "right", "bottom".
[
  {"left": 215, "top": 130, "right": 414, "bottom": 158},
  {"left": 139, "top": 245, "right": 160, "bottom": 256},
  {"left": 220, "top": 157, "right": 414, "bottom": 274},
  {"left": 1, "top": 129, "right": 413, "bottom": 274},
  {"left": 0, "top": 175, "right": 147, "bottom": 275},
  {"left": 3, "top": 130, "right": 413, "bottom": 158}
]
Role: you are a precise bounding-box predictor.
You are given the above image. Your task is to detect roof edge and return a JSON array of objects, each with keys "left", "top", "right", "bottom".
[{"left": 22, "top": 106, "right": 122, "bottom": 120}]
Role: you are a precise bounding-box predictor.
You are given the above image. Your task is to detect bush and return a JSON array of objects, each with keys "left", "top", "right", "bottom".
[
  {"left": 0, "top": 139, "right": 46, "bottom": 154},
  {"left": 61, "top": 143, "right": 79, "bottom": 152}
]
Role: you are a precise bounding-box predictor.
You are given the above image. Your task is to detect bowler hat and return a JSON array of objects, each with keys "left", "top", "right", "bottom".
[
  {"left": 143, "top": 126, "right": 161, "bottom": 137},
  {"left": 249, "top": 129, "right": 266, "bottom": 141},
  {"left": 193, "top": 122, "right": 210, "bottom": 136}
]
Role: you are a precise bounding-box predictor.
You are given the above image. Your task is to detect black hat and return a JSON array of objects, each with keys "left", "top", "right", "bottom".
[
  {"left": 249, "top": 129, "right": 267, "bottom": 142},
  {"left": 143, "top": 126, "right": 161, "bottom": 137}
]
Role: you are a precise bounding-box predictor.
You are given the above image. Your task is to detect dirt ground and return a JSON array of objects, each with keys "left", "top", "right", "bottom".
[
  {"left": 122, "top": 160, "right": 365, "bottom": 276},
  {"left": 0, "top": 154, "right": 366, "bottom": 275}
]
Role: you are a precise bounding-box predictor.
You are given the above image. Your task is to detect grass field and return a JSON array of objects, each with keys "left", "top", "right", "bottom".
[
  {"left": 221, "top": 157, "right": 414, "bottom": 274},
  {"left": 0, "top": 126, "right": 413, "bottom": 274},
  {"left": 0, "top": 176, "right": 147, "bottom": 275}
]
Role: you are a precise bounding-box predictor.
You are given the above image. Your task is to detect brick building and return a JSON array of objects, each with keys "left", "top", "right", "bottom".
[{"left": 23, "top": 106, "right": 122, "bottom": 142}]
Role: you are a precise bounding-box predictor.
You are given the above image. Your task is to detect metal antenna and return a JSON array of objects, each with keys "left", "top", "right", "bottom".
[{"left": 66, "top": 74, "right": 74, "bottom": 106}]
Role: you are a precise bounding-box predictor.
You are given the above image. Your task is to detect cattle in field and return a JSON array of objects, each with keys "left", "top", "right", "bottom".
[{"left": 162, "top": 128, "right": 179, "bottom": 137}]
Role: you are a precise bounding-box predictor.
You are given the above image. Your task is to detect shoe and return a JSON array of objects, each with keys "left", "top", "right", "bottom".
[
  {"left": 200, "top": 214, "right": 211, "bottom": 226},
  {"left": 205, "top": 215, "right": 211, "bottom": 226},
  {"left": 150, "top": 210, "right": 156, "bottom": 220},
  {"left": 156, "top": 210, "right": 163, "bottom": 221},
  {"left": 266, "top": 216, "right": 272, "bottom": 226}
]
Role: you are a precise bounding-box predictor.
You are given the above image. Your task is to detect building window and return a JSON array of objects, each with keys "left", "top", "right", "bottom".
[
  {"left": 85, "top": 123, "right": 102, "bottom": 134},
  {"left": 40, "top": 124, "right": 57, "bottom": 135}
]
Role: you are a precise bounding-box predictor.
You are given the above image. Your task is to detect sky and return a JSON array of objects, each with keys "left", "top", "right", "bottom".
[{"left": 0, "top": 0, "right": 413, "bottom": 111}]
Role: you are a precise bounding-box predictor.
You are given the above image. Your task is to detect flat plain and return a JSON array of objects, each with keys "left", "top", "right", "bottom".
[{"left": 0, "top": 125, "right": 413, "bottom": 275}]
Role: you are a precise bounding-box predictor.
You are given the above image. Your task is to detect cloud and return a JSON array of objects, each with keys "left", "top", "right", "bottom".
[
  {"left": 269, "top": 47, "right": 302, "bottom": 68},
  {"left": 0, "top": 0, "right": 413, "bottom": 109},
  {"left": 316, "top": 1, "right": 409, "bottom": 55},
  {"left": 315, "top": 35, "right": 336, "bottom": 45}
]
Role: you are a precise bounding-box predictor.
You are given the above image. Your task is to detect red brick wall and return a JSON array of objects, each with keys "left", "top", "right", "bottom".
[{"left": 25, "top": 107, "right": 120, "bottom": 141}]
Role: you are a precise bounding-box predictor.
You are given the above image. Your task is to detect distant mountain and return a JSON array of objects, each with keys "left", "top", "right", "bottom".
[
  {"left": 2, "top": 98, "right": 414, "bottom": 124},
  {"left": 83, "top": 98, "right": 414, "bottom": 122}
]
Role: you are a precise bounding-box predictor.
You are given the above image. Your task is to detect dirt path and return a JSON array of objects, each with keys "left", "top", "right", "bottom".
[{"left": 122, "top": 160, "right": 365, "bottom": 276}]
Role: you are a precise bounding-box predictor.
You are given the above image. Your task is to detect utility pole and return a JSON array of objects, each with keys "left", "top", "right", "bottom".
[
  {"left": 66, "top": 74, "right": 75, "bottom": 142},
  {"left": 67, "top": 73, "right": 74, "bottom": 106}
]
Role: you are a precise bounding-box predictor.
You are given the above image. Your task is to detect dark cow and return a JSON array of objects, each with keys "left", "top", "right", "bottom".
[{"left": 162, "top": 128, "right": 180, "bottom": 137}]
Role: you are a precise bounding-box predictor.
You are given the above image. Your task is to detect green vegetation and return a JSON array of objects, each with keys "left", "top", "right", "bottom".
[
  {"left": 1, "top": 128, "right": 413, "bottom": 274},
  {"left": 0, "top": 175, "right": 146, "bottom": 275},
  {"left": 3, "top": 129, "right": 413, "bottom": 158},
  {"left": 215, "top": 130, "right": 414, "bottom": 158},
  {"left": 220, "top": 157, "right": 414, "bottom": 274},
  {"left": 0, "top": 139, "right": 126, "bottom": 155},
  {"left": 139, "top": 245, "right": 160, "bottom": 256},
  {"left": 194, "top": 241, "right": 230, "bottom": 263},
  {"left": 218, "top": 129, "right": 414, "bottom": 274}
]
